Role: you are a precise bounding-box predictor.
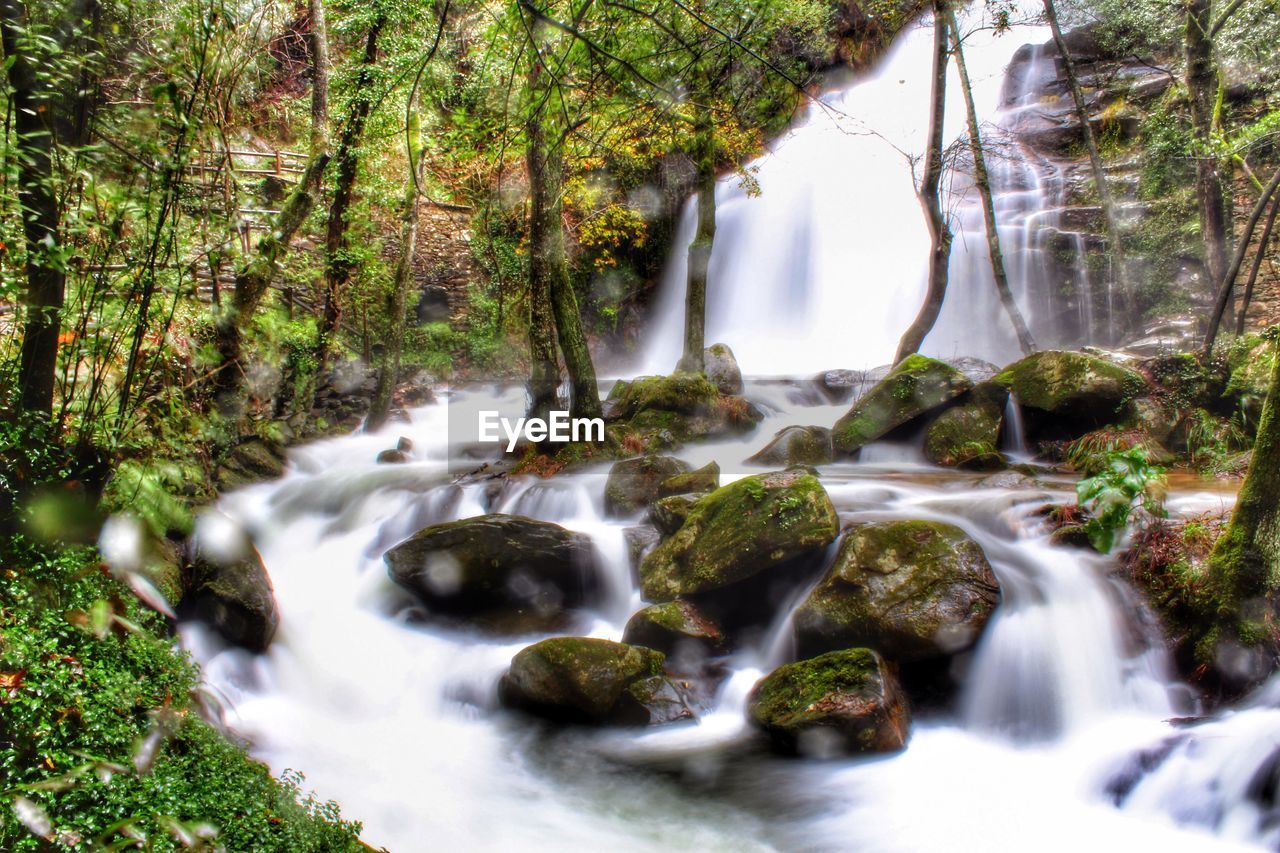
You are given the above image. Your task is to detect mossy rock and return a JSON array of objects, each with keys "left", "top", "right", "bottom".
[
  {"left": 793, "top": 521, "right": 1001, "bottom": 662},
  {"left": 994, "top": 350, "right": 1147, "bottom": 439},
  {"left": 747, "top": 649, "right": 910, "bottom": 755},
  {"left": 216, "top": 437, "right": 288, "bottom": 490},
  {"left": 604, "top": 455, "right": 691, "bottom": 518},
  {"left": 605, "top": 373, "right": 719, "bottom": 420},
  {"left": 659, "top": 461, "right": 720, "bottom": 496},
  {"left": 384, "top": 514, "right": 598, "bottom": 632},
  {"left": 622, "top": 600, "right": 727, "bottom": 660},
  {"left": 650, "top": 494, "right": 701, "bottom": 535},
  {"left": 1225, "top": 337, "right": 1275, "bottom": 423},
  {"left": 498, "top": 637, "right": 672, "bottom": 725},
  {"left": 182, "top": 526, "right": 279, "bottom": 653},
  {"left": 748, "top": 426, "right": 834, "bottom": 467},
  {"left": 922, "top": 382, "right": 1007, "bottom": 470},
  {"left": 705, "top": 343, "right": 744, "bottom": 395},
  {"left": 639, "top": 469, "right": 840, "bottom": 601},
  {"left": 832, "top": 355, "right": 972, "bottom": 455}
]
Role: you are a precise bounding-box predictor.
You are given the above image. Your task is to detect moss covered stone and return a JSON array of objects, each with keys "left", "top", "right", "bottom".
[
  {"left": 660, "top": 461, "right": 720, "bottom": 496},
  {"left": 498, "top": 637, "right": 670, "bottom": 725},
  {"left": 384, "top": 514, "right": 598, "bottom": 632},
  {"left": 923, "top": 382, "right": 1007, "bottom": 469},
  {"left": 747, "top": 648, "right": 910, "bottom": 755},
  {"left": 622, "top": 600, "right": 727, "bottom": 659},
  {"left": 639, "top": 470, "right": 840, "bottom": 601},
  {"left": 832, "top": 355, "right": 972, "bottom": 455},
  {"left": 793, "top": 520, "right": 1000, "bottom": 662},
  {"left": 605, "top": 373, "right": 719, "bottom": 420},
  {"left": 650, "top": 493, "right": 701, "bottom": 535},
  {"left": 604, "top": 455, "right": 691, "bottom": 517},
  {"left": 182, "top": 527, "right": 279, "bottom": 652},
  {"left": 704, "top": 343, "right": 744, "bottom": 395},
  {"left": 994, "top": 350, "right": 1147, "bottom": 438},
  {"left": 748, "top": 426, "right": 834, "bottom": 467}
]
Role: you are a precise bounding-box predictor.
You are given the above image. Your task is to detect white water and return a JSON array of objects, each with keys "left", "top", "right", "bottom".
[{"left": 177, "top": 7, "right": 1280, "bottom": 852}]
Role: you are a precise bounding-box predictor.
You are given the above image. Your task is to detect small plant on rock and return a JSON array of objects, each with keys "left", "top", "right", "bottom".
[{"left": 1075, "top": 447, "right": 1168, "bottom": 553}]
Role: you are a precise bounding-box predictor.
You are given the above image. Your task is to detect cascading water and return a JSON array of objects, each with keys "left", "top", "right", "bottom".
[{"left": 180, "top": 6, "right": 1278, "bottom": 852}]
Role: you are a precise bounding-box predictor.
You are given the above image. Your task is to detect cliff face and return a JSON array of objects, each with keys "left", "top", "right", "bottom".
[{"left": 1004, "top": 24, "right": 1280, "bottom": 354}]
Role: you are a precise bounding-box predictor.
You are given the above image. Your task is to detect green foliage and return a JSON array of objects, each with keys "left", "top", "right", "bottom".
[
  {"left": 0, "top": 545, "right": 363, "bottom": 851},
  {"left": 100, "top": 459, "right": 201, "bottom": 540},
  {"left": 1075, "top": 447, "right": 1167, "bottom": 553},
  {"left": 1184, "top": 408, "right": 1250, "bottom": 475}
]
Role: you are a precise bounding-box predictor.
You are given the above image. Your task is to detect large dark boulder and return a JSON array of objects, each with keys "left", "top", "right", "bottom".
[
  {"left": 747, "top": 649, "right": 910, "bottom": 755},
  {"left": 748, "top": 426, "right": 834, "bottom": 467},
  {"left": 622, "top": 600, "right": 727, "bottom": 660},
  {"left": 182, "top": 526, "right": 279, "bottom": 652},
  {"left": 923, "top": 382, "right": 1008, "bottom": 469},
  {"left": 384, "top": 514, "right": 598, "bottom": 631},
  {"left": 793, "top": 520, "right": 1001, "bottom": 662},
  {"left": 704, "top": 343, "right": 744, "bottom": 395},
  {"left": 832, "top": 355, "right": 972, "bottom": 455},
  {"left": 604, "top": 455, "right": 691, "bottom": 518},
  {"left": 498, "top": 637, "right": 688, "bottom": 725},
  {"left": 994, "top": 350, "right": 1146, "bottom": 439},
  {"left": 639, "top": 469, "right": 840, "bottom": 601}
]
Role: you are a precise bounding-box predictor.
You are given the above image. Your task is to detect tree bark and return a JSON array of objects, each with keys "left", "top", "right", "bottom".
[
  {"left": 1237, "top": 194, "right": 1280, "bottom": 336},
  {"left": 314, "top": 20, "right": 382, "bottom": 380},
  {"left": 1043, "top": 0, "right": 1134, "bottom": 336},
  {"left": 368, "top": 113, "right": 424, "bottom": 433},
  {"left": 1203, "top": 166, "right": 1280, "bottom": 356},
  {"left": 212, "top": 154, "right": 329, "bottom": 408},
  {"left": 526, "top": 100, "right": 601, "bottom": 422},
  {"left": 896, "top": 1, "right": 952, "bottom": 363},
  {"left": 1186, "top": 0, "right": 1234, "bottom": 336},
  {"left": 678, "top": 104, "right": 716, "bottom": 374},
  {"left": 308, "top": 0, "right": 330, "bottom": 156},
  {"left": 948, "top": 12, "right": 1035, "bottom": 356}
]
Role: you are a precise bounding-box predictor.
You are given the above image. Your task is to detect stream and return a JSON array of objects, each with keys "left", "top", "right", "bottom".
[{"left": 183, "top": 6, "right": 1280, "bottom": 851}]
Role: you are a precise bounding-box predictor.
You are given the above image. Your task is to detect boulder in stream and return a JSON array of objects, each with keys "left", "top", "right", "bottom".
[
  {"left": 704, "top": 343, "right": 744, "bottom": 395},
  {"left": 660, "top": 461, "right": 720, "bottom": 496},
  {"left": 385, "top": 514, "right": 598, "bottom": 632},
  {"left": 748, "top": 426, "right": 834, "bottom": 467},
  {"left": 922, "top": 382, "right": 1007, "bottom": 470},
  {"left": 793, "top": 520, "right": 1001, "bottom": 662},
  {"left": 832, "top": 355, "right": 972, "bottom": 455},
  {"left": 622, "top": 600, "right": 727, "bottom": 660},
  {"left": 650, "top": 494, "right": 700, "bottom": 535},
  {"left": 747, "top": 648, "right": 910, "bottom": 755},
  {"left": 182, "top": 523, "right": 279, "bottom": 653},
  {"left": 499, "top": 637, "right": 691, "bottom": 725},
  {"left": 639, "top": 469, "right": 840, "bottom": 601},
  {"left": 604, "top": 455, "right": 691, "bottom": 517},
  {"left": 994, "top": 350, "right": 1146, "bottom": 439}
]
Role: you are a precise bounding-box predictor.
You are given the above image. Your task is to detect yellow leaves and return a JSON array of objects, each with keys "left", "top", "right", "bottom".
[{"left": 577, "top": 203, "right": 647, "bottom": 270}]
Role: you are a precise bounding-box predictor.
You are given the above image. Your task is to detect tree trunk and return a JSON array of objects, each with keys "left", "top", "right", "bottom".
[
  {"left": 679, "top": 104, "right": 716, "bottom": 374},
  {"left": 368, "top": 114, "right": 425, "bottom": 433},
  {"left": 948, "top": 12, "right": 1035, "bottom": 356},
  {"left": 896, "top": 1, "right": 952, "bottom": 363},
  {"left": 308, "top": 0, "right": 330, "bottom": 156},
  {"left": 1237, "top": 194, "right": 1280, "bottom": 336},
  {"left": 526, "top": 102, "right": 600, "bottom": 422},
  {"left": 1043, "top": 0, "right": 1134, "bottom": 337},
  {"left": 1204, "top": 166, "right": 1280, "bottom": 356},
  {"left": 212, "top": 155, "right": 329, "bottom": 408},
  {"left": 314, "top": 21, "right": 382, "bottom": 381},
  {"left": 1208, "top": 333, "right": 1280, "bottom": 615},
  {"left": 1186, "top": 0, "right": 1234, "bottom": 336}
]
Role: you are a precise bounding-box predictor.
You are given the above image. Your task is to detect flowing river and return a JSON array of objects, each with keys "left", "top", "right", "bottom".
[{"left": 182, "top": 5, "right": 1280, "bottom": 851}]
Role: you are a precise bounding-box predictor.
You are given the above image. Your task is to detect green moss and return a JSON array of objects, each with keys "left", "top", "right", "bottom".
[
  {"left": 606, "top": 373, "right": 719, "bottom": 420},
  {"left": 832, "top": 356, "right": 971, "bottom": 454},
  {"left": 923, "top": 383, "right": 1007, "bottom": 469},
  {"left": 749, "top": 649, "right": 878, "bottom": 727}
]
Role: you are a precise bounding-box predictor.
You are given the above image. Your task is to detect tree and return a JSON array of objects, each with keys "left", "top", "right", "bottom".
[
  {"left": 1236, "top": 192, "right": 1280, "bottom": 336},
  {"left": 1203, "top": 165, "right": 1280, "bottom": 356},
  {"left": 947, "top": 10, "right": 1035, "bottom": 355},
  {"left": 309, "top": 0, "right": 331, "bottom": 155},
  {"left": 896, "top": 0, "right": 952, "bottom": 363}
]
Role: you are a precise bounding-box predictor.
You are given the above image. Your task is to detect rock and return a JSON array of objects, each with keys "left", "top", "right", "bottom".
[
  {"left": 922, "top": 383, "right": 1007, "bottom": 469},
  {"left": 385, "top": 514, "right": 598, "bottom": 631},
  {"left": 947, "top": 357, "right": 1001, "bottom": 384},
  {"left": 604, "top": 373, "right": 719, "bottom": 421},
  {"left": 977, "top": 469, "right": 1038, "bottom": 490},
  {"left": 659, "top": 461, "right": 719, "bottom": 496},
  {"left": 793, "top": 521, "right": 1001, "bottom": 662},
  {"left": 650, "top": 494, "right": 700, "bottom": 535},
  {"left": 182, "top": 525, "right": 279, "bottom": 652},
  {"left": 623, "top": 525, "right": 661, "bottom": 575},
  {"left": 622, "top": 600, "right": 727, "bottom": 660},
  {"left": 1126, "top": 396, "right": 1179, "bottom": 446},
  {"left": 604, "top": 455, "right": 691, "bottom": 518},
  {"left": 832, "top": 355, "right": 973, "bottom": 455},
  {"left": 747, "top": 649, "right": 910, "bottom": 755},
  {"left": 704, "top": 343, "right": 744, "bottom": 395},
  {"left": 624, "top": 675, "right": 698, "bottom": 725},
  {"left": 216, "top": 437, "right": 287, "bottom": 489},
  {"left": 640, "top": 469, "right": 840, "bottom": 601},
  {"left": 377, "top": 437, "right": 413, "bottom": 465},
  {"left": 605, "top": 374, "right": 763, "bottom": 449},
  {"left": 812, "top": 369, "right": 867, "bottom": 404},
  {"left": 994, "top": 350, "right": 1146, "bottom": 439},
  {"left": 748, "top": 426, "right": 834, "bottom": 467},
  {"left": 498, "top": 637, "right": 676, "bottom": 725}
]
